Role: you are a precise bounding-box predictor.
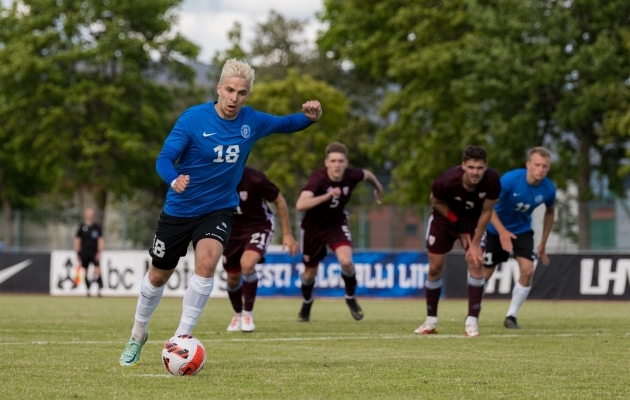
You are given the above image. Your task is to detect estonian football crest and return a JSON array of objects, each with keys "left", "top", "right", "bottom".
[
  {"left": 241, "top": 125, "right": 251, "bottom": 138},
  {"left": 239, "top": 191, "right": 248, "bottom": 201},
  {"left": 479, "top": 192, "right": 486, "bottom": 198},
  {"left": 535, "top": 195, "right": 543, "bottom": 203},
  {"left": 343, "top": 186, "right": 349, "bottom": 195}
]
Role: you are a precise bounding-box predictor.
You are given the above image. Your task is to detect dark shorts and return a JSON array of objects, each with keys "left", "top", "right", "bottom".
[
  {"left": 149, "top": 209, "right": 234, "bottom": 270},
  {"left": 79, "top": 252, "right": 99, "bottom": 268},
  {"left": 300, "top": 223, "right": 352, "bottom": 267},
  {"left": 223, "top": 225, "right": 274, "bottom": 272},
  {"left": 483, "top": 230, "right": 535, "bottom": 267},
  {"left": 425, "top": 214, "right": 477, "bottom": 254}
]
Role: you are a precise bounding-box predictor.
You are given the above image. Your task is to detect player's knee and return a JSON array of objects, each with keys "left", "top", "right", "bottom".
[
  {"left": 428, "top": 262, "right": 444, "bottom": 276},
  {"left": 240, "top": 262, "right": 256, "bottom": 275},
  {"left": 520, "top": 268, "right": 533, "bottom": 281},
  {"left": 148, "top": 268, "right": 172, "bottom": 287},
  {"left": 302, "top": 266, "right": 317, "bottom": 281},
  {"left": 226, "top": 273, "right": 241, "bottom": 288},
  {"left": 339, "top": 259, "right": 353, "bottom": 271}
]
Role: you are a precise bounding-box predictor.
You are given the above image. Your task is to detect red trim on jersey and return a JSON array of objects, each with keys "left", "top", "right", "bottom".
[
  {"left": 330, "top": 241, "right": 352, "bottom": 251},
  {"left": 446, "top": 209, "right": 458, "bottom": 223}
]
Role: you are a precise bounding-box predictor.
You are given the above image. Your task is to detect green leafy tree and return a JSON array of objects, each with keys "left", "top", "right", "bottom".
[
  {"left": 0, "top": 0, "right": 201, "bottom": 236},
  {"left": 319, "top": 0, "right": 630, "bottom": 248},
  {"left": 209, "top": 10, "right": 386, "bottom": 203},
  {"left": 209, "top": 21, "right": 248, "bottom": 86},
  {"left": 247, "top": 69, "right": 350, "bottom": 206}
]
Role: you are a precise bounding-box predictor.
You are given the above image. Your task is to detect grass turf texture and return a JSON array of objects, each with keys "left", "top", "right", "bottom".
[{"left": 1, "top": 296, "right": 629, "bottom": 399}]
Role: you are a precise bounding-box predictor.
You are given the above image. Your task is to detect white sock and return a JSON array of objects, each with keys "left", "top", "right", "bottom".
[
  {"left": 425, "top": 316, "right": 438, "bottom": 325},
  {"left": 175, "top": 274, "right": 214, "bottom": 336},
  {"left": 131, "top": 273, "right": 165, "bottom": 341},
  {"left": 465, "top": 316, "right": 478, "bottom": 325},
  {"left": 243, "top": 310, "right": 252, "bottom": 317},
  {"left": 507, "top": 282, "right": 531, "bottom": 318}
]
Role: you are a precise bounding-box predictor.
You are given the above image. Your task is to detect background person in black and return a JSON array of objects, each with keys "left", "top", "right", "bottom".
[{"left": 74, "top": 207, "right": 104, "bottom": 296}]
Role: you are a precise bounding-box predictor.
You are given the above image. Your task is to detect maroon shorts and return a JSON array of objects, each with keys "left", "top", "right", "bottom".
[
  {"left": 300, "top": 223, "right": 352, "bottom": 267},
  {"left": 425, "top": 214, "right": 479, "bottom": 254},
  {"left": 223, "top": 225, "right": 274, "bottom": 272}
]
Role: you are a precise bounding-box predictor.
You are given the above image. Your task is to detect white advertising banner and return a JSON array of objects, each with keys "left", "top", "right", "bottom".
[{"left": 50, "top": 250, "right": 228, "bottom": 298}]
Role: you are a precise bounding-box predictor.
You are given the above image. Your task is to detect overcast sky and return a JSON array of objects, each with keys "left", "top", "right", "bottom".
[
  {"left": 0, "top": 0, "right": 323, "bottom": 63},
  {"left": 175, "top": 0, "right": 324, "bottom": 63}
]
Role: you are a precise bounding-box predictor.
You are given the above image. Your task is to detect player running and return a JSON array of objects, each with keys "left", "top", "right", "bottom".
[
  {"left": 483, "top": 146, "right": 556, "bottom": 329},
  {"left": 296, "top": 141, "right": 383, "bottom": 322},
  {"left": 119, "top": 58, "right": 322, "bottom": 367}
]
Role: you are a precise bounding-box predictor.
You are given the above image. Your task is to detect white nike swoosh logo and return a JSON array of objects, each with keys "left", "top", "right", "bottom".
[
  {"left": 0, "top": 259, "right": 32, "bottom": 285},
  {"left": 203, "top": 132, "right": 217, "bottom": 137}
]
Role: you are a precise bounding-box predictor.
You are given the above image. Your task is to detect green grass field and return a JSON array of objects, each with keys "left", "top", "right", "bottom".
[{"left": 1, "top": 295, "right": 629, "bottom": 399}]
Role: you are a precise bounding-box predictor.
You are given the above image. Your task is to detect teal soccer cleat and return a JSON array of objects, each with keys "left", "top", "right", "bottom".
[{"left": 119, "top": 334, "right": 148, "bottom": 367}]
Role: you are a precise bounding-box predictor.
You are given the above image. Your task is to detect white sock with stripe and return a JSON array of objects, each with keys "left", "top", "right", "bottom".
[{"left": 131, "top": 272, "right": 164, "bottom": 341}]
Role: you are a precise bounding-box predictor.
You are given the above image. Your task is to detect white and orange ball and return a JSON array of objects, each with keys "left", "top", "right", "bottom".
[{"left": 162, "top": 334, "right": 206, "bottom": 376}]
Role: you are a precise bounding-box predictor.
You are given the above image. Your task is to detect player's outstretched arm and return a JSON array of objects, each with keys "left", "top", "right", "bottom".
[
  {"left": 537, "top": 205, "right": 555, "bottom": 266},
  {"left": 302, "top": 100, "right": 322, "bottom": 121},
  {"left": 273, "top": 192, "right": 299, "bottom": 256},
  {"left": 362, "top": 169, "right": 383, "bottom": 205},
  {"left": 296, "top": 189, "right": 338, "bottom": 212}
]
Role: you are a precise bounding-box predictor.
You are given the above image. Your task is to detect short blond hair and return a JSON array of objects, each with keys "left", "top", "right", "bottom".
[
  {"left": 220, "top": 59, "right": 255, "bottom": 90},
  {"left": 527, "top": 146, "right": 551, "bottom": 160}
]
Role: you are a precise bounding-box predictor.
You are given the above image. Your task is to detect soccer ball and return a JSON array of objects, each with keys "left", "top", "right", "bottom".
[{"left": 161, "top": 334, "right": 206, "bottom": 376}]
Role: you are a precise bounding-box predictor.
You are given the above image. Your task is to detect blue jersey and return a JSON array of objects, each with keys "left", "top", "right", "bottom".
[
  {"left": 156, "top": 102, "right": 314, "bottom": 217},
  {"left": 487, "top": 169, "right": 556, "bottom": 235}
]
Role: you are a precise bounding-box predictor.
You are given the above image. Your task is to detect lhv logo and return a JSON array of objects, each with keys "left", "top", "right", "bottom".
[
  {"left": 484, "top": 259, "right": 538, "bottom": 294},
  {"left": 580, "top": 258, "right": 630, "bottom": 295}
]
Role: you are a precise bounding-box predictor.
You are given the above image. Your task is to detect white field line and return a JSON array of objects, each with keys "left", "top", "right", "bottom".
[{"left": 0, "top": 332, "right": 623, "bottom": 346}]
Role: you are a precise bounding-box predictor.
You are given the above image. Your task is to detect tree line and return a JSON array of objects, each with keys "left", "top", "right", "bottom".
[{"left": 1, "top": 0, "right": 628, "bottom": 249}]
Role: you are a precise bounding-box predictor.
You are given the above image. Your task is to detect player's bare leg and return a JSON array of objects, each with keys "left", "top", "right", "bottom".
[
  {"left": 415, "top": 252, "right": 445, "bottom": 334},
  {"left": 336, "top": 245, "right": 363, "bottom": 320},
  {"left": 505, "top": 257, "right": 534, "bottom": 329},
  {"left": 298, "top": 265, "right": 317, "bottom": 322}
]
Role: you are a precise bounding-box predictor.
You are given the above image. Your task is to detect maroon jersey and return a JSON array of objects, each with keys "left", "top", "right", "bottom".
[
  {"left": 300, "top": 167, "right": 365, "bottom": 231},
  {"left": 431, "top": 166, "right": 501, "bottom": 228},
  {"left": 233, "top": 167, "right": 280, "bottom": 231}
]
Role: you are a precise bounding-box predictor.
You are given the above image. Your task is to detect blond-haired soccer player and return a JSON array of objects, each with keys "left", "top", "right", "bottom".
[
  {"left": 120, "top": 59, "right": 322, "bottom": 366},
  {"left": 483, "top": 147, "right": 556, "bottom": 329}
]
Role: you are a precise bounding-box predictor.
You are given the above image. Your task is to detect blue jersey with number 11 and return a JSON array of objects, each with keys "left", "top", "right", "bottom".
[
  {"left": 156, "top": 102, "right": 313, "bottom": 217},
  {"left": 487, "top": 168, "right": 556, "bottom": 236}
]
